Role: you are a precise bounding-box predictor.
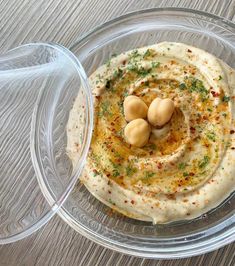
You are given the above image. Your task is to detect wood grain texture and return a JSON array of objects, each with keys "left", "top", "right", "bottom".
[{"left": 0, "top": 0, "right": 235, "bottom": 265}]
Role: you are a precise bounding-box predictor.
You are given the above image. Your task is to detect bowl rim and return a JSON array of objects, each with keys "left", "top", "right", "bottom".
[
  {"left": 70, "top": 7, "right": 235, "bottom": 52},
  {"left": 61, "top": 7, "right": 235, "bottom": 258}
]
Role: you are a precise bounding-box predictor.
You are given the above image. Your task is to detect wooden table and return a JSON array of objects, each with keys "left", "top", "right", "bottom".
[{"left": 0, "top": 0, "right": 235, "bottom": 265}]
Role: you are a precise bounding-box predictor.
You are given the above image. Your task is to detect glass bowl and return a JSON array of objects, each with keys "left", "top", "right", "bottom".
[
  {"left": 34, "top": 8, "right": 235, "bottom": 258},
  {"left": 0, "top": 43, "right": 93, "bottom": 244}
]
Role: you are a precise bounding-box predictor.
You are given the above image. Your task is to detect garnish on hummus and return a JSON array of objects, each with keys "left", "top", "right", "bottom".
[{"left": 67, "top": 42, "right": 235, "bottom": 223}]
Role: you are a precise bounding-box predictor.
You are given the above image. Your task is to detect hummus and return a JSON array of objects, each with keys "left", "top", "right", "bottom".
[{"left": 67, "top": 42, "right": 235, "bottom": 223}]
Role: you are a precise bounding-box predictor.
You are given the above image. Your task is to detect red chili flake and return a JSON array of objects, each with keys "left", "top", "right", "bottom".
[
  {"left": 93, "top": 169, "right": 98, "bottom": 175},
  {"left": 187, "top": 49, "right": 192, "bottom": 53},
  {"left": 211, "top": 91, "right": 220, "bottom": 97},
  {"left": 230, "top": 130, "right": 235, "bottom": 134},
  {"left": 192, "top": 202, "right": 196, "bottom": 205},
  {"left": 131, "top": 200, "right": 135, "bottom": 205},
  {"left": 166, "top": 194, "right": 176, "bottom": 200},
  {"left": 184, "top": 71, "right": 187, "bottom": 74},
  {"left": 122, "top": 60, "right": 126, "bottom": 65},
  {"left": 231, "top": 147, "right": 235, "bottom": 150},
  {"left": 150, "top": 151, "right": 153, "bottom": 155},
  {"left": 108, "top": 190, "right": 111, "bottom": 194},
  {"left": 157, "top": 162, "right": 163, "bottom": 169},
  {"left": 107, "top": 173, "right": 111, "bottom": 177},
  {"left": 189, "top": 172, "right": 195, "bottom": 176},
  {"left": 124, "top": 200, "right": 128, "bottom": 203},
  {"left": 186, "top": 213, "right": 191, "bottom": 216},
  {"left": 190, "top": 126, "right": 196, "bottom": 133},
  {"left": 111, "top": 122, "right": 115, "bottom": 126},
  {"left": 202, "top": 115, "right": 207, "bottom": 120}
]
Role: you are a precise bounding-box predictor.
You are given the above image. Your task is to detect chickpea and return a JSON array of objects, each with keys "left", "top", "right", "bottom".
[
  {"left": 147, "top": 98, "right": 174, "bottom": 127},
  {"left": 124, "top": 118, "right": 150, "bottom": 147},
  {"left": 124, "top": 95, "right": 148, "bottom": 122}
]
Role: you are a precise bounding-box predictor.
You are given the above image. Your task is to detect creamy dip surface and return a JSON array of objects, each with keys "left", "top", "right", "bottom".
[{"left": 67, "top": 42, "right": 235, "bottom": 223}]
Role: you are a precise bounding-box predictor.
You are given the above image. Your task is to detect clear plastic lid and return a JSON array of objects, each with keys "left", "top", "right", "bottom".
[{"left": 0, "top": 43, "right": 93, "bottom": 244}]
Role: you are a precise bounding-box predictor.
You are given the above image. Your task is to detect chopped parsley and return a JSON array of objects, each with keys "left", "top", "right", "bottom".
[
  {"left": 128, "top": 61, "right": 161, "bottom": 77},
  {"left": 183, "top": 172, "right": 189, "bottom": 177},
  {"left": 109, "top": 161, "right": 121, "bottom": 177},
  {"left": 185, "top": 76, "right": 209, "bottom": 101},
  {"left": 179, "top": 83, "right": 186, "bottom": 90},
  {"left": 218, "top": 75, "right": 222, "bottom": 80},
  {"left": 126, "top": 64, "right": 138, "bottom": 72},
  {"left": 225, "top": 141, "right": 231, "bottom": 148},
  {"left": 222, "top": 113, "right": 227, "bottom": 117},
  {"left": 147, "top": 143, "right": 157, "bottom": 150},
  {"left": 143, "top": 49, "right": 151, "bottom": 59},
  {"left": 138, "top": 67, "right": 151, "bottom": 77},
  {"left": 144, "top": 80, "right": 150, "bottom": 86},
  {"left": 222, "top": 95, "right": 230, "bottom": 102},
  {"left": 127, "top": 64, "right": 151, "bottom": 77},
  {"left": 118, "top": 100, "right": 124, "bottom": 115},
  {"left": 151, "top": 61, "right": 160, "bottom": 68},
  {"left": 93, "top": 170, "right": 100, "bottom": 177},
  {"left": 206, "top": 131, "right": 216, "bottom": 142},
  {"left": 123, "top": 91, "right": 129, "bottom": 97},
  {"left": 112, "top": 169, "right": 120, "bottom": 177},
  {"left": 143, "top": 171, "right": 155, "bottom": 179},
  {"left": 179, "top": 76, "right": 209, "bottom": 100},
  {"left": 129, "top": 49, "right": 141, "bottom": 59},
  {"left": 178, "top": 162, "right": 186, "bottom": 170},
  {"left": 108, "top": 199, "right": 115, "bottom": 205},
  {"left": 98, "top": 101, "right": 112, "bottom": 117},
  {"left": 113, "top": 68, "right": 123, "bottom": 79},
  {"left": 126, "top": 165, "right": 137, "bottom": 176},
  {"left": 198, "top": 156, "right": 210, "bottom": 169}
]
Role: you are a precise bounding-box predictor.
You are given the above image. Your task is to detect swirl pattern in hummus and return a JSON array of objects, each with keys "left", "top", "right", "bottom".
[{"left": 67, "top": 42, "right": 235, "bottom": 223}]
